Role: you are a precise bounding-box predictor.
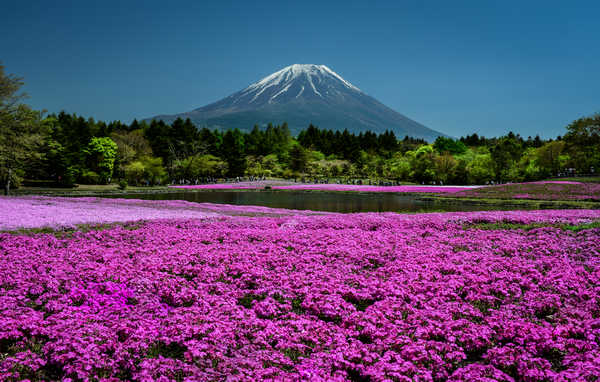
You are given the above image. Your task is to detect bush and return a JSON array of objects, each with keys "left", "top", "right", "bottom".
[
  {"left": 80, "top": 170, "right": 100, "bottom": 184},
  {"left": 1, "top": 169, "right": 23, "bottom": 191},
  {"left": 118, "top": 179, "right": 128, "bottom": 190},
  {"left": 61, "top": 166, "right": 79, "bottom": 187}
]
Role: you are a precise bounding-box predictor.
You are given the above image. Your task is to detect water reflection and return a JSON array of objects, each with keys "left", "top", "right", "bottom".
[{"left": 107, "top": 190, "right": 539, "bottom": 213}]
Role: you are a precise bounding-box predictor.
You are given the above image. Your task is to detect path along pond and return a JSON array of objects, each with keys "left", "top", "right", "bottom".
[{"left": 103, "top": 190, "right": 553, "bottom": 213}]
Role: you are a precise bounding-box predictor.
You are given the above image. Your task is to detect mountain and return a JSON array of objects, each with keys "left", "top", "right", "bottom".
[{"left": 144, "top": 64, "right": 445, "bottom": 141}]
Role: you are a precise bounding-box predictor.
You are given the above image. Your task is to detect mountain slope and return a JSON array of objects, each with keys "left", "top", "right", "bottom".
[{"left": 145, "top": 64, "right": 445, "bottom": 140}]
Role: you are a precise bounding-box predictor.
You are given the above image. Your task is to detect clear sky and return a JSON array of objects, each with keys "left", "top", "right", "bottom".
[{"left": 1, "top": 0, "right": 598, "bottom": 138}]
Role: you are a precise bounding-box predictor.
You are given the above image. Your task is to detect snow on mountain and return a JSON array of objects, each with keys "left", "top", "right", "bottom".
[
  {"left": 218, "top": 64, "right": 362, "bottom": 107},
  {"left": 242, "top": 64, "right": 361, "bottom": 100},
  {"left": 144, "top": 64, "right": 446, "bottom": 141}
]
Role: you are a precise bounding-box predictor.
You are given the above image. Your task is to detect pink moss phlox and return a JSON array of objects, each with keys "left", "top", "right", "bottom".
[
  {"left": 1, "top": 209, "right": 600, "bottom": 379},
  {"left": 0, "top": 196, "right": 324, "bottom": 230},
  {"left": 170, "top": 182, "right": 480, "bottom": 193}
]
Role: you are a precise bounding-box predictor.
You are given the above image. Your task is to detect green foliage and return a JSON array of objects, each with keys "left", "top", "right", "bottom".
[
  {"left": 174, "top": 154, "right": 227, "bottom": 180},
  {"left": 84, "top": 137, "right": 117, "bottom": 184},
  {"left": 311, "top": 158, "right": 351, "bottom": 178},
  {"left": 298, "top": 125, "right": 407, "bottom": 159},
  {"left": 221, "top": 129, "right": 247, "bottom": 177},
  {"left": 309, "top": 150, "right": 325, "bottom": 161},
  {"left": 124, "top": 156, "right": 167, "bottom": 186},
  {"left": 385, "top": 153, "right": 411, "bottom": 180},
  {"left": 519, "top": 148, "right": 544, "bottom": 181},
  {"left": 146, "top": 341, "right": 187, "bottom": 360},
  {"left": 4, "top": 76, "right": 597, "bottom": 190},
  {"left": 433, "top": 136, "right": 467, "bottom": 155},
  {"left": 490, "top": 134, "right": 523, "bottom": 181},
  {"left": 466, "top": 152, "right": 494, "bottom": 184},
  {"left": 289, "top": 144, "right": 308, "bottom": 173},
  {"left": 0, "top": 64, "right": 46, "bottom": 193},
  {"left": 434, "top": 154, "right": 457, "bottom": 184},
  {"left": 536, "top": 141, "right": 566, "bottom": 175},
  {"left": 111, "top": 129, "right": 153, "bottom": 178},
  {"left": 80, "top": 170, "right": 101, "bottom": 184},
  {"left": 118, "top": 179, "right": 128, "bottom": 190},
  {"left": 408, "top": 145, "right": 436, "bottom": 182},
  {"left": 564, "top": 113, "right": 600, "bottom": 173}
]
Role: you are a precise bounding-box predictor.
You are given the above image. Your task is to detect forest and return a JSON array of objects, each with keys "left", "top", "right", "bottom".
[
  {"left": 3, "top": 111, "right": 599, "bottom": 190},
  {"left": 1, "top": 64, "right": 599, "bottom": 191}
]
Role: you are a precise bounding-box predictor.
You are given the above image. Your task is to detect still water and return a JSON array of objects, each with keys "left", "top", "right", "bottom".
[{"left": 107, "top": 190, "right": 539, "bottom": 213}]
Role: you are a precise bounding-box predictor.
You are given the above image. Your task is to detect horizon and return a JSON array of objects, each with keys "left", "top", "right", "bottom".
[{"left": 1, "top": 0, "right": 599, "bottom": 138}]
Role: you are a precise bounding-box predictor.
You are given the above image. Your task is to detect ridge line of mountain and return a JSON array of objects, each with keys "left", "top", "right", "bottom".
[{"left": 143, "top": 64, "right": 446, "bottom": 141}]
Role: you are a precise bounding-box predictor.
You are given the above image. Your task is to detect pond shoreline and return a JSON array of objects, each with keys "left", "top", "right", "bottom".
[
  {"left": 8, "top": 186, "right": 598, "bottom": 212},
  {"left": 417, "top": 195, "right": 599, "bottom": 210}
]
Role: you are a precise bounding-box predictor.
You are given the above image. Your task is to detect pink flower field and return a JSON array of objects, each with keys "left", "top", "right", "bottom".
[
  {"left": 273, "top": 184, "right": 477, "bottom": 193},
  {"left": 172, "top": 183, "right": 478, "bottom": 193},
  {"left": 451, "top": 181, "right": 600, "bottom": 202},
  {"left": 0, "top": 196, "right": 322, "bottom": 231},
  {"left": 1, "top": 199, "right": 600, "bottom": 381}
]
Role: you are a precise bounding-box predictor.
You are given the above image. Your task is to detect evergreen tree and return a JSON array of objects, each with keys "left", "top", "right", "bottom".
[
  {"left": 221, "top": 129, "right": 246, "bottom": 177},
  {"left": 289, "top": 144, "right": 308, "bottom": 173}
]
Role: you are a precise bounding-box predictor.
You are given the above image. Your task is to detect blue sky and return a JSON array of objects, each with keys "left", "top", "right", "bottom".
[{"left": 1, "top": 0, "right": 598, "bottom": 138}]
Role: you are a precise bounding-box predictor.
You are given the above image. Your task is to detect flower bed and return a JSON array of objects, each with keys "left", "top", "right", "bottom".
[
  {"left": 451, "top": 181, "right": 600, "bottom": 201},
  {"left": 0, "top": 196, "right": 322, "bottom": 231},
  {"left": 171, "top": 180, "right": 295, "bottom": 190},
  {"left": 1, "top": 209, "right": 600, "bottom": 380},
  {"left": 172, "top": 182, "right": 478, "bottom": 193}
]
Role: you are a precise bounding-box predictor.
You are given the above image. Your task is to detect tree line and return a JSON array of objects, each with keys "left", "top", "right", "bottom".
[{"left": 1, "top": 64, "right": 599, "bottom": 193}]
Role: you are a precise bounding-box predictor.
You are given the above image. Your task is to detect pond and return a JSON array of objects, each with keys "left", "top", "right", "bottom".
[{"left": 106, "top": 190, "right": 543, "bottom": 213}]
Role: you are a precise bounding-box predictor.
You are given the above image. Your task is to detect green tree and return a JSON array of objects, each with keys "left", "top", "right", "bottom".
[
  {"left": 111, "top": 129, "right": 153, "bottom": 179},
  {"left": 174, "top": 154, "right": 227, "bottom": 180},
  {"left": 124, "top": 156, "right": 167, "bottom": 185},
  {"left": 490, "top": 136, "right": 523, "bottom": 181},
  {"left": 0, "top": 64, "right": 46, "bottom": 194},
  {"left": 38, "top": 117, "right": 73, "bottom": 185},
  {"left": 450, "top": 158, "right": 468, "bottom": 185},
  {"left": 124, "top": 160, "right": 145, "bottom": 185},
  {"left": 434, "top": 153, "right": 457, "bottom": 184},
  {"left": 221, "top": 129, "right": 246, "bottom": 177},
  {"left": 433, "top": 136, "right": 467, "bottom": 155},
  {"left": 466, "top": 152, "right": 494, "bottom": 184},
  {"left": 289, "top": 144, "right": 308, "bottom": 173},
  {"left": 408, "top": 145, "right": 436, "bottom": 183},
  {"left": 142, "top": 156, "right": 167, "bottom": 185},
  {"left": 563, "top": 114, "right": 600, "bottom": 173},
  {"left": 261, "top": 154, "right": 283, "bottom": 177},
  {"left": 85, "top": 137, "right": 117, "bottom": 184},
  {"left": 536, "top": 140, "right": 566, "bottom": 176},
  {"left": 519, "top": 147, "right": 544, "bottom": 181},
  {"left": 385, "top": 153, "right": 411, "bottom": 181}
]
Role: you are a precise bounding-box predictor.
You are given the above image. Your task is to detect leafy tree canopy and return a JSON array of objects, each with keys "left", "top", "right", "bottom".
[{"left": 0, "top": 63, "right": 46, "bottom": 194}]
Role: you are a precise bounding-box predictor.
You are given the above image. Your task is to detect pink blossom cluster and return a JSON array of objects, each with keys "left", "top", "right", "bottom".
[
  {"left": 1, "top": 209, "right": 600, "bottom": 380},
  {"left": 171, "top": 180, "right": 295, "bottom": 190},
  {"left": 273, "top": 184, "right": 477, "bottom": 193},
  {"left": 453, "top": 181, "right": 600, "bottom": 201},
  {"left": 531, "top": 181, "right": 583, "bottom": 185},
  {"left": 172, "top": 183, "right": 477, "bottom": 193},
  {"left": 0, "top": 196, "right": 322, "bottom": 231},
  {"left": 172, "top": 183, "right": 264, "bottom": 190}
]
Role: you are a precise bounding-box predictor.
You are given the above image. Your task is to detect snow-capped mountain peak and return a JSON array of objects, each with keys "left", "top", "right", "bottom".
[
  {"left": 144, "top": 64, "right": 446, "bottom": 141},
  {"left": 239, "top": 64, "right": 361, "bottom": 104}
]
